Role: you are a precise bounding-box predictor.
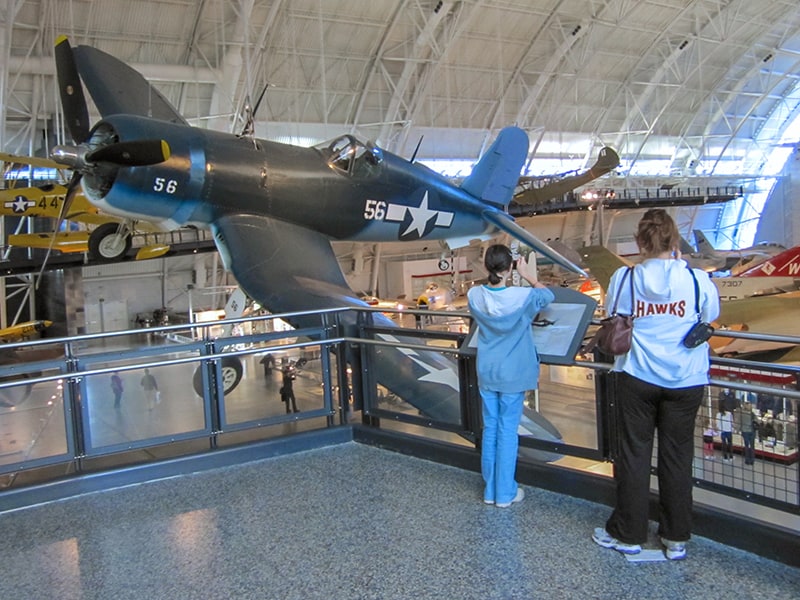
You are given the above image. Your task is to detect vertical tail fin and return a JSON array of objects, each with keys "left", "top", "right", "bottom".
[
  {"left": 460, "top": 127, "right": 528, "bottom": 207},
  {"left": 693, "top": 229, "right": 717, "bottom": 257}
]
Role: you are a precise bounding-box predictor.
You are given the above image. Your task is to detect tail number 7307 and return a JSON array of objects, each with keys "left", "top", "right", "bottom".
[{"left": 363, "top": 199, "right": 386, "bottom": 220}]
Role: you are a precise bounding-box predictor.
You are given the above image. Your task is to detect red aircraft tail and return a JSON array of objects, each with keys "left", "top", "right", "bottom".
[{"left": 738, "top": 245, "right": 800, "bottom": 277}]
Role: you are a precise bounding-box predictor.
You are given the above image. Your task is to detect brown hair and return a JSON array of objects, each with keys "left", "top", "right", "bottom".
[
  {"left": 484, "top": 244, "right": 513, "bottom": 285},
  {"left": 634, "top": 208, "right": 679, "bottom": 257}
]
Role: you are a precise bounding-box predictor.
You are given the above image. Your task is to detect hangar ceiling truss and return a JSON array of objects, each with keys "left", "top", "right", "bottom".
[{"left": 2, "top": 0, "right": 800, "bottom": 248}]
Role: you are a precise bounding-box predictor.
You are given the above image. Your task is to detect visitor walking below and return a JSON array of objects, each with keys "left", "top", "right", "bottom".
[{"left": 717, "top": 406, "right": 734, "bottom": 462}]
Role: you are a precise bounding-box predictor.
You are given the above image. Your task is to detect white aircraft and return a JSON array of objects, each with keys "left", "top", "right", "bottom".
[{"left": 693, "top": 230, "right": 785, "bottom": 275}]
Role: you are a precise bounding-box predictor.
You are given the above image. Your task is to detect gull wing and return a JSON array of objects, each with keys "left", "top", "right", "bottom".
[
  {"left": 211, "top": 214, "right": 362, "bottom": 317},
  {"left": 210, "top": 214, "right": 563, "bottom": 454}
]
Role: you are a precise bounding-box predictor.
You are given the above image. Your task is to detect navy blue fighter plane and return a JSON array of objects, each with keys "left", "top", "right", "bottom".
[{"left": 48, "top": 37, "right": 590, "bottom": 451}]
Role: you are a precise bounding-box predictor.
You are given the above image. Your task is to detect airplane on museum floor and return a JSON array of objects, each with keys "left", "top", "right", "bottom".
[
  {"left": 39, "top": 37, "right": 593, "bottom": 455},
  {"left": 0, "top": 319, "right": 52, "bottom": 344},
  {"left": 581, "top": 243, "right": 800, "bottom": 300},
  {"left": 0, "top": 319, "right": 55, "bottom": 407}
]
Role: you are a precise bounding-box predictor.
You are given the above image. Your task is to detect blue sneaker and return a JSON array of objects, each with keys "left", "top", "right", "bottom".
[{"left": 592, "top": 528, "right": 642, "bottom": 555}]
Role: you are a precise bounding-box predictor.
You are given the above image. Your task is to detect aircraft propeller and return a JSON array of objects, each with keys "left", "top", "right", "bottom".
[{"left": 34, "top": 37, "right": 170, "bottom": 286}]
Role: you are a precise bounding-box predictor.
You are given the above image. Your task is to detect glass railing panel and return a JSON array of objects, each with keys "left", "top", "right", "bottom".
[
  {"left": 221, "top": 345, "right": 329, "bottom": 426},
  {"left": 0, "top": 368, "right": 71, "bottom": 472},
  {"left": 536, "top": 363, "right": 599, "bottom": 450},
  {"left": 81, "top": 356, "right": 208, "bottom": 453}
]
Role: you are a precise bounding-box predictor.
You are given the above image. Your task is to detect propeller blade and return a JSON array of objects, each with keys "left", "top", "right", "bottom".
[
  {"left": 34, "top": 172, "right": 83, "bottom": 289},
  {"left": 86, "top": 140, "right": 171, "bottom": 166},
  {"left": 55, "top": 36, "right": 90, "bottom": 144}
]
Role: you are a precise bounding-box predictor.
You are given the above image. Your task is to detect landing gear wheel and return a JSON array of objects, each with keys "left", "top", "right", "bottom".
[
  {"left": 88, "top": 222, "right": 132, "bottom": 261},
  {"left": 219, "top": 356, "right": 244, "bottom": 394},
  {"left": 192, "top": 356, "right": 244, "bottom": 396}
]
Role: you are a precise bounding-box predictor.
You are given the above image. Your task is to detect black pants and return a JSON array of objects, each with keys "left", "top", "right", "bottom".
[
  {"left": 720, "top": 431, "right": 733, "bottom": 459},
  {"left": 606, "top": 372, "right": 703, "bottom": 544}
]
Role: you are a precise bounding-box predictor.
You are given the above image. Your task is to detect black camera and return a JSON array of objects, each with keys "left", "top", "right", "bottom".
[{"left": 682, "top": 321, "right": 714, "bottom": 348}]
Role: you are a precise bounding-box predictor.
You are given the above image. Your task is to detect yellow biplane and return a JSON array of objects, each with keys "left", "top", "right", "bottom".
[{"left": 1, "top": 152, "right": 169, "bottom": 261}]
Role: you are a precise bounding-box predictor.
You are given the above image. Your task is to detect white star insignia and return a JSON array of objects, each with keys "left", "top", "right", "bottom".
[
  {"left": 402, "top": 192, "right": 438, "bottom": 237},
  {"left": 382, "top": 191, "right": 454, "bottom": 238},
  {"left": 377, "top": 333, "right": 459, "bottom": 391},
  {"left": 9, "top": 196, "right": 34, "bottom": 213}
]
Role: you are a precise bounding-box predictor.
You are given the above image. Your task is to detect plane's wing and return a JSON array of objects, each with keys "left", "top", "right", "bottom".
[
  {"left": 211, "top": 213, "right": 563, "bottom": 454},
  {"left": 211, "top": 214, "right": 362, "bottom": 316},
  {"left": 73, "top": 45, "right": 188, "bottom": 124},
  {"left": 482, "top": 210, "right": 588, "bottom": 277},
  {"left": 578, "top": 245, "right": 632, "bottom": 291},
  {"left": 0, "top": 152, "right": 68, "bottom": 170},
  {"left": 211, "top": 213, "right": 466, "bottom": 421},
  {"left": 716, "top": 292, "right": 800, "bottom": 332}
]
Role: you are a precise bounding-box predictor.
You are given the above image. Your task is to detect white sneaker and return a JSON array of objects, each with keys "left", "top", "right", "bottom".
[
  {"left": 592, "top": 528, "right": 642, "bottom": 555},
  {"left": 496, "top": 487, "right": 524, "bottom": 508},
  {"left": 661, "top": 537, "right": 687, "bottom": 560}
]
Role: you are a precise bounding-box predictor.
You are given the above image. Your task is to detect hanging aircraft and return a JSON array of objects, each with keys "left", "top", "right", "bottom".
[
  {"left": 511, "top": 147, "right": 620, "bottom": 208},
  {"left": 39, "top": 37, "right": 592, "bottom": 455}
]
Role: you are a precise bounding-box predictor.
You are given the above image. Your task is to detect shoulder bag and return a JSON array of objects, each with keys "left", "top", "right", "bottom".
[{"left": 583, "top": 266, "right": 635, "bottom": 356}]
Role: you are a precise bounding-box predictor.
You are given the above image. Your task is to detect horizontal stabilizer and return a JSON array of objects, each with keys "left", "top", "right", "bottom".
[
  {"left": 461, "top": 127, "right": 528, "bottom": 207},
  {"left": 483, "top": 210, "right": 588, "bottom": 277},
  {"left": 578, "top": 245, "right": 631, "bottom": 291}
]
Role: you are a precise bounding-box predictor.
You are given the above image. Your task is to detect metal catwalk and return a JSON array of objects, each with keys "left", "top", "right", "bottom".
[{"left": 0, "top": 442, "right": 797, "bottom": 600}]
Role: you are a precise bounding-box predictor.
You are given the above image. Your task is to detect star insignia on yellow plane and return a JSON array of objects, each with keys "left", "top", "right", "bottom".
[{"left": 8, "top": 196, "right": 36, "bottom": 213}]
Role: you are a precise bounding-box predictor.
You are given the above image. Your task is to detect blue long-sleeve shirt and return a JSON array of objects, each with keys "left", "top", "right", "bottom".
[{"left": 467, "top": 284, "right": 554, "bottom": 393}]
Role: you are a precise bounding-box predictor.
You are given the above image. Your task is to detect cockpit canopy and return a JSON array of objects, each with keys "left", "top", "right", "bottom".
[{"left": 316, "top": 134, "right": 383, "bottom": 176}]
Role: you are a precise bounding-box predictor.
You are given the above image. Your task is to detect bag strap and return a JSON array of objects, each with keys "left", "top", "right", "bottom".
[
  {"left": 686, "top": 266, "right": 701, "bottom": 321},
  {"left": 610, "top": 266, "right": 634, "bottom": 316}
]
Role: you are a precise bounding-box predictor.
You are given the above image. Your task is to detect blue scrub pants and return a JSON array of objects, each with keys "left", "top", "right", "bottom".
[{"left": 480, "top": 389, "right": 525, "bottom": 504}]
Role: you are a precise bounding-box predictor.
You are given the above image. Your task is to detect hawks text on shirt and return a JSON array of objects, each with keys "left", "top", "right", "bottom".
[{"left": 635, "top": 299, "right": 686, "bottom": 318}]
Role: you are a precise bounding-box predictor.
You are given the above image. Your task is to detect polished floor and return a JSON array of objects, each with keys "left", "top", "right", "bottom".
[{"left": 0, "top": 442, "right": 797, "bottom": 600}]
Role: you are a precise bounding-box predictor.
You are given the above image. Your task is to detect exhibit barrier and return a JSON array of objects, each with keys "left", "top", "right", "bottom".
[{"left": 0, "top": 307, "right": 797, "bottom": 523}]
